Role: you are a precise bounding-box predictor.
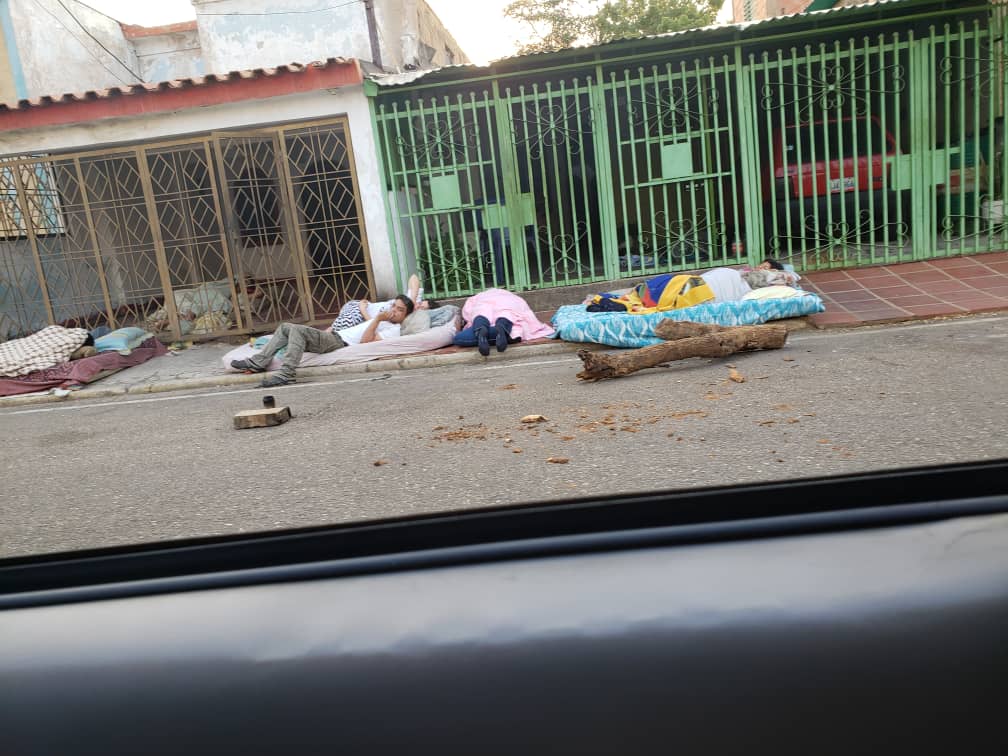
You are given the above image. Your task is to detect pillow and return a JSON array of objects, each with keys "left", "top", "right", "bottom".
[
  {"left": 94, "top": 327, "right": 152, "bottom": 354},
  {"left": 428, "top": 304, "right": 461, "bottom": 329},
  {"left": 400, "top": 309, "right": 431, "bottom": 336},
  {"left": 741, "top": 285, "right": 804, "bottom": 301}
]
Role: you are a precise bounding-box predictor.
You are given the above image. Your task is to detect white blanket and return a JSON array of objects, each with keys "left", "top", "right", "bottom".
[{"left": 222, "top": 324, "right": 457, "bottom": 371}]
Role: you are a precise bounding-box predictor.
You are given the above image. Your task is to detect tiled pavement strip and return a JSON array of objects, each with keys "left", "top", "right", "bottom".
[{"left": 798, "top": 251, "right": 1008, "bottom": 328}]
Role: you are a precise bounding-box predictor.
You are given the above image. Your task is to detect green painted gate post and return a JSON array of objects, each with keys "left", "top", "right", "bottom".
[
  {"left": 590, "top": 65, "right": 621, "bottom": 281},
  {"left": 491, "top": 81, "right": 531, "bottom": 291},
  {"left": 733, "top": 46, "right": 767, "bottom": 266},
  {"left": 908, "top": 33, "right": 934, "bottom": 260}
]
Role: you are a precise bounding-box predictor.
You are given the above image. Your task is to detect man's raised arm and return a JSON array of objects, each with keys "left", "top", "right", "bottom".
[{"left": 359, "top": 312, "right": 388, "bottom": 344}]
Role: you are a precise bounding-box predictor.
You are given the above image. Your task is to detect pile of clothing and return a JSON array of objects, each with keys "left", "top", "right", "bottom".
[{"left": 0, "top": 325, "right": 166, "bottom": 397}]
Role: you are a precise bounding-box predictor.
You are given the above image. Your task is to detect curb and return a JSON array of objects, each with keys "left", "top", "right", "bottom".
[
  {"left": 0, "top": 340, "right": 596, "bottom": 409},
  {"left": 8, "top": 309, "right": 995, "bottom": 410}
]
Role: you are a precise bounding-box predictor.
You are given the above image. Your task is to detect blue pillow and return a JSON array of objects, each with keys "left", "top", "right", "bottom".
[{"left": 94, "top": 327, "right": 151, "bottom": 354}]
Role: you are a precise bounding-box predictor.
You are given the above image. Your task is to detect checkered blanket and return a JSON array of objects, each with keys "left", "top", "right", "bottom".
[{"left": 0, "top": 325, "right": 90, "bottom": 377}]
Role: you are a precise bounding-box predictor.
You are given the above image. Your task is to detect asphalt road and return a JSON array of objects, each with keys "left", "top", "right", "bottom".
[{"left": 3, "top": 314, "right": 1007, "bottom": 558}]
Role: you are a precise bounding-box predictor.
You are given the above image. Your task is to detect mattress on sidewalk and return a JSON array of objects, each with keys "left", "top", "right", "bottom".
[
  {"left": 221, "top": 324, "right": 457, "bottom": 371},
  {"left": 0, "top": 337, "right": 168, "bottom": 397},
  {"left": 551, "top": 294, "right": 825, "bottom": 348}
]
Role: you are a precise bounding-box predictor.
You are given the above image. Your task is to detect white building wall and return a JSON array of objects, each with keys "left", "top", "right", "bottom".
[
  {"left": 8, "top": 0, "right": 142, "bottom": 96},
  {"left": 133, "top": 30, "right": 205, "bottom": 83},
  {"left": 0, "top": 86, "right": 400, "bottom": 297}
]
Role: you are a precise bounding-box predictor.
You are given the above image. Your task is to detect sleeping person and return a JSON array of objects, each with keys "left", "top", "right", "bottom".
[{"left": 231, "top": 294, "right": 415, "bottom": 387}]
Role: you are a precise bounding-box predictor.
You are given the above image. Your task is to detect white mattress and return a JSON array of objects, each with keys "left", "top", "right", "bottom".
[{"left": 221, "top": 324, "right": 457, "bottom": 371}]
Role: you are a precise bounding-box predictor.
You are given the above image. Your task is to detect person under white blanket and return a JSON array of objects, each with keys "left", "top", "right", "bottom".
[{"left": 230, "top": 295, "right": 414, "bottom": 388}]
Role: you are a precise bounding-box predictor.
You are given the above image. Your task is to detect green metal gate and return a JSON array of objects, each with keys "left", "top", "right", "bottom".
[
  {"left": 372, "top": 2, "right": 1006, "bottom": 297},
  {"left": 601, "top": 55, "right": 749, "bottom": 278}
]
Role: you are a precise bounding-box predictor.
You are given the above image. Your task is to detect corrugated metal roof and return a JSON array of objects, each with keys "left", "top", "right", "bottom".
[
  {"left": 0, "top": 57, "right": 356, "bottom": 114},
  {"left": 369, "top": 0, "right": 947, "bottom": 90}
]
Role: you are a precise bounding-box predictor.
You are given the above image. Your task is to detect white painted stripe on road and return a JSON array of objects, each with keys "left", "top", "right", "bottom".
[{"left": 2, "top": 371, "right": 423, "bottom": 416}]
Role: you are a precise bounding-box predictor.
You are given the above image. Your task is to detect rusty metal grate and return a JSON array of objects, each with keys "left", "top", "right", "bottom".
[{"left": 0, "top": 117, "right": 372, "bottom": 342}]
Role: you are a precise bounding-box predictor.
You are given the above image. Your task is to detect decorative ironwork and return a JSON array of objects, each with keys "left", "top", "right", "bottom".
[
  {"left": 938, "top": 46, "right": 994, "bottom": 87},
  {"left": 761, "top": 60, "right": 905, "bottom": 116},
  {"left": 398, "top": 113, "right": 478, "bottom": 163},
  {"left": 514, "top": 100, "right": 590, "bottom": 159},
  {"left": 536, "top": 221, "right": 593, "bottom": 279},
  {"left": 621, "top": 208, "right": 726, "bottom": 270},
  {"left": 769, "top": 210, "right": 909, "bottom": 253},
  {"left": 417, "top": 226, "right": 483, "bottom": 293},
  {"left": 630, "top": 80, "right": 720, "bottom": 136},
  {"left": 940, "top": 213, "right": 997, "bottom": 241},
  {"left": 0, "top": 118, "right": 372, "bottom": 342}
]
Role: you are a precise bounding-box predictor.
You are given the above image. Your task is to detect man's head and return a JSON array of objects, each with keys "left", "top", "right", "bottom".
[
  {"left": 387, "top": 294, "right": 415, "bottom": 323},
  {"left": 759, "top": 258, "right": 785, "bottom": 270}
]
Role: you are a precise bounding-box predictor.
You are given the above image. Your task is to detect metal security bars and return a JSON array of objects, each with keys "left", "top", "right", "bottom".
[
  {"left": 0, "top": 117, "right": 372, "bottom": 342},
  {"left": 372, "top": 3, "right": 1006, "bottom": 298}
]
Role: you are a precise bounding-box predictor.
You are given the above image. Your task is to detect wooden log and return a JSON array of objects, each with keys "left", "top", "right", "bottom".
[
  {"left": 576, "top": 325, "right": 788, "bottom": 382},
  {"left": 654, "top": 321, "right": 734, "bottom": 340},
  {"left": 233, "top": 406, "right": 292, "bottom": 429}
]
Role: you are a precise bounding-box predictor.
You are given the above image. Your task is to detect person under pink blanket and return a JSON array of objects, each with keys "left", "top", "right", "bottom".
[{"left": 454, "top": 288, "right": 555, "bottom": 356}]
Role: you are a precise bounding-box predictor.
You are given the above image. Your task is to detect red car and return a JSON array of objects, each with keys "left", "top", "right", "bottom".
[{"left": 765, "top": 115, "right": 908, "bottom": 244}]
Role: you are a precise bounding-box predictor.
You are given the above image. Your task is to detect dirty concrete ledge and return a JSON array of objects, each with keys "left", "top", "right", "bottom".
[
  {"left": 0, "top": 339, "right": 601, "bottom": 409},
  {"left": 0, "top": 315, "right": 836, "bottom": 410}
]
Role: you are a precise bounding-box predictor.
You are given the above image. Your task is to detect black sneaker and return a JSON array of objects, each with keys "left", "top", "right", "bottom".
[
  {"left": 260, "top": 373, "right": 295, "bottom": 388},
  {"left": 475, "top": 327, "right": 490, "bottom": 357},
  {"left": 231, "top": 358, "right": 266, "bottom": 373}
]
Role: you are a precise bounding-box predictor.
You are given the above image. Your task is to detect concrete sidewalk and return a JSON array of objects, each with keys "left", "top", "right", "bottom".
[
  {"left": 2, "top": 251, "right": 1006, "bottom": 409},
  {"left": 0, "top": 337, "right": 596, "bottom": 408}
]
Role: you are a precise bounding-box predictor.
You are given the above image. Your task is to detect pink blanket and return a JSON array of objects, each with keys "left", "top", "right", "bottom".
[
  {"left": 461, "top": 289, "right": 554, "bottom": 341},
  {"left": 0, "top": 338, "right": 168, "bottom": 397}
]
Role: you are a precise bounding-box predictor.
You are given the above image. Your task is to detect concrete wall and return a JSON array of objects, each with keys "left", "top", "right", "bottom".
[
  {"left": 132, "top": 29, "right": 205, "bottom": 83},
  {"left": 193, "top": 0, "right": 377, "bottom": 74},
  {"left": 192, "top": 0, "right": 469, "bottom": 75},
  {"left": 7, "top": 0, "right": 141, "bottom": 96},
  {"left": 0, "top": 86, "right": 400, "bottom": 297},
  {"left": 413, "top": 0, "right": 467, "bottom": 67}
]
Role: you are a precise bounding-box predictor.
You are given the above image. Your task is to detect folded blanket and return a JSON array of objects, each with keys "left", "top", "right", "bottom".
[
  {"left": 222, "top": 324, "right": 457, "bottom": 371},
  {"left": 0, "top": 325, "right": 90, "bottom": 377},
  {"left": 552, "top": 294, "right": 826, "bottom": 348},
  {"left": 0, "top": 337, "right": 167, "bottom": 397}
]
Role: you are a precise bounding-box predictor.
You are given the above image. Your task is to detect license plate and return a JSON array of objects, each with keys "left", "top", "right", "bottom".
[{"left": 829, "top": 177, "right": 856, "bottom": 192}]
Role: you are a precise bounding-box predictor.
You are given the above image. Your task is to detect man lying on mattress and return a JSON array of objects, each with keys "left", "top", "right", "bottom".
[{"left": 231, "top": 294, "right": 417, "bottom": 388}]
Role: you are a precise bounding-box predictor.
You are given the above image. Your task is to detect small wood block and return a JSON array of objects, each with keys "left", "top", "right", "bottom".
[{"left": 233, "top": 406, "right": 292, "bottom": 430}]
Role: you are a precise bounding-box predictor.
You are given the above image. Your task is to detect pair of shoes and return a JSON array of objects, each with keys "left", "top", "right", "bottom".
[
  {"left": 475, "top": 327, "right": 490, "bottom": 357},
  {"left": 231, "top": 358, "right": 265, "bottom": 373},
  {"left": 260, "top": 373, "right": 295, "bottom": 388}
]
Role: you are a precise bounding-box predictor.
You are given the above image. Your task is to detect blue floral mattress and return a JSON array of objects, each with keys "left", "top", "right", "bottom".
[{"left": 551, "top": 294, "right": 825, "bottom": 348}]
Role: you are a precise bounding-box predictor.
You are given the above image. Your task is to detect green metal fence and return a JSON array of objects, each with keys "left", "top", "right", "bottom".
[{"left": 372, "top": 3, "right": 1006, "bottom": 297}]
